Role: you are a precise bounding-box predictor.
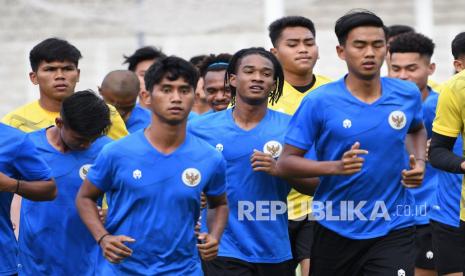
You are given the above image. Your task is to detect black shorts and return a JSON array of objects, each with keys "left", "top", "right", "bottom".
[
  {"left": 288, "top": 215, "right": 314, "bottom": 267},
  {"left": 203, "top": 256, "right": 293, "bottom": 276},
  {"left": 431, "top": 219, "right": 465, "bottom": 275},
  {"left": 415, "top": 224, "right": 435, "bottom": 269},
  {"left": 311, "top": 222, "right": 415, "bottom": 276}
]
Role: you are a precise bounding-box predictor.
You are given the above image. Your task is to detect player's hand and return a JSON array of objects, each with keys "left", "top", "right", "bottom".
[
  {"left": 337, "top": 142, "right": 368, "bottom": 175},
  {"left": 197, "top": 233, "right": 218, "bottom": 261},
  {"left": 250, "top": 150, "right": 278, "bottom": 176},
  {"left": 99, "top": 234, "right": 135, "bottom": 263},
  {"left": 98, "top": 206, "right": 107, "bottom": 224},
  {"left": 402, "top": 155, "right": 425, "bottom": 188},
  {"left": 425, "top": 139, "right": 431, "bottom": 162},
  {"left": 200, "top": 192, "right": 207, "bottom": 209}
]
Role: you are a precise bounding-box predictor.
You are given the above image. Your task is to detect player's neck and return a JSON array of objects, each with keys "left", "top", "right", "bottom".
[
  {"left": 420, "top": 86, "right": 430, "bottom": 102},
  {"left": 284, "top": 69, "right": 314, "bottom": 87},
  {"left": 232, "top": 99, "right": 267, "bottom": 131},
  {"left": 345, "top": 73, "right": 382, "bottom": 104},
  {"left": 46, "top": 126, "right": 69, "bottom": 153},
  {"left": 39, "top": 95, "right": 62, "bottom": 113},
  {"left": 144, "top": 117, "right": 187, "bottom": 154}
]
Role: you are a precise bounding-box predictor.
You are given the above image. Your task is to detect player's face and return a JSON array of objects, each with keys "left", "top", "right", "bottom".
[
  {"left": 271, "top": 26, "right": 318, "bottom": 76},
  {"left": 204, "top": 70, "right": 231, "bottom": 112},
  {"left": 99, "top": 90, "right": 137, "bottom": 122},
  {"left": 30, "top": 60, "right": 80, "bottom": 102},
  {"left": 337, "top": 26, "right": 387, "bottom": 80},
  {"left": 388, "top": 52, "right": 434, "bottom": 92},
  {"left": 135, "top": 59, "right": 156, "bottom": 93},
  {"left": 230, "top": 54, "right": 276, "bottom": 106},
  {"left": 146, "top": 76, "right": 194, "bottom": 124}
]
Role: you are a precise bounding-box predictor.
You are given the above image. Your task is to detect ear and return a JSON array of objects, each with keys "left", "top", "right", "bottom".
[
  {"left": 336, "top": 45, "right": 345, "bottom": 61},
  {"left": 270, "top": 47, "right": 278, "bottom": 56},
  {"left": 428, "top": 62, "right": 436, "bottom": 76},
  {"left": 29, "top": 71, "right": 38, "bottom": 85},
  {"left": 141, "top": 90, "right": 151, "bottom": 106},
  {"left": 55, "top": 117, "right": 63, "bottom": 128},
  {"left": 97, "top": 86, "right": 103, "bottom": 96},
  {"left": 453, "top": 59, "right": 464, "bottom": 73},
  {"left": 229, "top": 74, "right": 237, "bottom": 89},
  {"left": 76, "top": 68, "right": 80, "bottom": 83}
]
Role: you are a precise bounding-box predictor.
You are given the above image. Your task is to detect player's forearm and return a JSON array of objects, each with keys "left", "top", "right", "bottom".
[
  {"left": 277, "top": 155, "right": 339, "bottom": 178},
  {"left": 1, "top": 176, "right": 56, "bottom": 201},
  {"left": 430, "top": 132, "right": 465, "bottom": 173},
  {"left": 76, "top": 195, "right": 109, "bottom": 242},
  {"left": 285, "top": 177, "right": 320, "bottom": 196},
  {"left": 207, "top": 204, "right": 228, "bottom": 242},
  {"left": 406, "top": 126, "right": 427, "bottom": 162}
]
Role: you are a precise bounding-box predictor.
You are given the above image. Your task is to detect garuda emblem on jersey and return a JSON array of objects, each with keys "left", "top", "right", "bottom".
[
  {"left": 388, "top": 111, "right": 407, "bottom": 130},
  {"left": 79, "top": 164, "right": 92, "bottom": 180},
  {"left": 182, "top": 168, "right": 201, "bottom": 187},
  {"left": 263, "top": 140, "right": 283, "bottom": 158}
]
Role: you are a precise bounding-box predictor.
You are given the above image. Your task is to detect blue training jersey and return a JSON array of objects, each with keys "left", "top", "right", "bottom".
[
  {"left": 0, "top": 123, "right": 52, "bottom": 276},
  {"left": 425, "top": 93, "right": 464, "bottom": 227},
  {"left": 188, "top": 108, "right": 292, "bottom": 263},
  {"left": 18, "top": 128, "right": 111, "bottom": 276},
  {"left": 285, "top": 76, "right": 423, "bottom": 239},
  {"left": 125, "top": 105, "right": 151, "bottom": 133},
  {"left": 87, "top": 130, "right": 226, "bottom": 275}
]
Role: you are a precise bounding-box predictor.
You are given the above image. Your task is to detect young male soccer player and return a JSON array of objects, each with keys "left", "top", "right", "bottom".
[
  {"left": 429, "top": 39, "right": 465, "bottom": 276},
  {"left": 268, "top": 15, "right": 331, "bottom": 275},
  {"left": 99, "top": 70, "right": 151, "bottom": 133},
  {"left": 388, "top": 31, "right": 438, "bottom": 276},
  {"left": 76, "top": 56, "right": 229, "bottom": 275},
  {"left": 0, "top": 123, "right": 56, "bottom": 275},
  {"left": 18, "top": 90, "right": 111, "bottom": 275},
  {"left": 1, "top": 37, "right": 127, "bottom": 235},
  {"left": 189, "top": 47, "right": 317, "bottom": 276},
  {"left": 278, "top": 10, "right": 427, "bottom": 276},
  {"left": 124, "top": 46, "right": 166, "bottom": 108},
  {"left": 197, "top": 53, "right": 232, "bottom": 112}
]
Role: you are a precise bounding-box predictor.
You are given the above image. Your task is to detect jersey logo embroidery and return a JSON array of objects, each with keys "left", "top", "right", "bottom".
[
  {"left": 182, "top": 168, "right": 201, "bottom": 187},
  {"left": 397, "top": 269, "right": 406, "bottom": 276},
  {"left": 215, "top": 143, "right": 224, "bottom": 152},
  {"left": 133, "top": 169, "right": 142, "bottom": 179},
  {"left": 263, "top": 140, "right": 282, "bottom": 158},
  {"left": 343, "top": 119, "right": 352, "bottom": 129},
  {"left": 389, "top": 111, "right": 407, "bottom": 130},
  {"left": 79, "top": 164, "right": 92, "bottom": 180},
  {"left": 426, "top": 251, "right": 434, "bottom": 259}
]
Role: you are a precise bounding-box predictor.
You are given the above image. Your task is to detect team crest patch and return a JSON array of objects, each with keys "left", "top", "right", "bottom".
[
  {"left": 182, "top": 168, "right": 201, "bottom": 187},
  {"left": 215, "top": 143, "right": 224, "bottom": 152},
  {"left": 263, "top": 140, "right": 282, "bottom": 158},
  {"left": 79, "top": 164, "right": 92, "bottom": 180},
  {"left": 388, "top": 111, "right": 407, "bottom": 130}
]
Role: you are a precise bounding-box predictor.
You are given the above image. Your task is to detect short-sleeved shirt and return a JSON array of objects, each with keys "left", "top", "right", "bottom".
[
  {"left": 269, "top": 75, "right": 331, "bottom": 220},
  {"left": 432, "top": 70, "right": 465, "bottom": 222},
  {"left": 2, "top": 100, "right": 128, "bottom": 140},
  {"left": 189, "top": 109, "right": 292, "bottom": 263},
  {"left": 18, "top": 129, "right": 110, "bottom": 276},
  {"left": 285, "top": 76, "right": 423, "bottom": 239},
  {"left": 0, "top": 123, "right": 52, "bottom": 276},
  {"left": 87, "top": 130, "right": 226, "bottom": 275}
]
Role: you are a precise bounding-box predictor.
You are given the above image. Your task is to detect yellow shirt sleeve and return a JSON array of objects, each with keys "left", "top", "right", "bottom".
[
  {"left": 432, "top": 80, "right": 463, "bottom": 137},
  {"left": 107, "top": 104, "right": 129, "bottom": 140}
]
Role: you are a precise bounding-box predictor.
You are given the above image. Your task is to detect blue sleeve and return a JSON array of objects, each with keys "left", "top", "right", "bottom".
[
  {"left": 285, "top": 96, "right": 322, "bottom": 151},
  {"left": 409, "top": 91, "right": 424, "bottom": 131},
  {"left": 86, "top": 146, "right": 114, "bottom": 192},
  {"left": 203, "top": 156, "right": 226, "bottom": 197},
  {"left": 14, "top": 135, "right": 52, "bottom": 181}
]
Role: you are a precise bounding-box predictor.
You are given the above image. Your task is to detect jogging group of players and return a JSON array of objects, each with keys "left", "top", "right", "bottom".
[{"left": 2, "top": 8, "right": 465, "bottom": 276}]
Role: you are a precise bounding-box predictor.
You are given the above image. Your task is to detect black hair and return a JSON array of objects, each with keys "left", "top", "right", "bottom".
[
  {"left": 335, "top": 9, "right": 388, "bottom": 45},
  {"left": 268, "top": 16, "right": 316, "bottom": 47},
  {"left": 387, "top": 25, "right": 415, "bottom": 39},
  {"left": 60, "top": 90, "right": 111, "bottom": 137},
  {"left": 189, "top": 55, "right": 208, "bottom": 69},
  {"left": 389, "top": 32, "right": 435, "bottom": 59},
  {"left": 452, "top": 32, "right": 465, "bottom": 59},
  {"left": 225, "top": 47, "right": 284, "bottom": 106},
  {"left": 123, "top": 46, "right": 166, "bottom": 72},
  {"left": 29, "top": 38, "right": 82, "bottom": 72},
  {"left": 144, "top": 56, "right": 199, "bottom": 93},
  {"left": 198, "top": 53, "right": 232, "bottom": 77}
]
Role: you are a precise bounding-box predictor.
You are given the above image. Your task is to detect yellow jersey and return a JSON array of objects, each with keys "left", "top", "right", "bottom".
[
  {"left": 269, "top": 75, "right": 331, "bottom": 220},
  {"left": 2, "top": 100, "right": 128, "bottom": 140},
  {"left": 432, "top": 70, "right": 465, "bottom": 221}
]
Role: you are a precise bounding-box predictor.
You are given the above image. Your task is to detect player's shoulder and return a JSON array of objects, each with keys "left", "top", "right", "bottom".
[
  {"left": 382, "top": 77, "right": 421, "bottom": 101},
  {"left": 267, "top": 108, "right": 292, "bottom": 124},
  {"left": 189, "top": 109, "right": 228, "bottom": 131},
  {"left": 2, "top": 101, "right": 41, "bottom": 124},
  {"left": 315, "top": 74, "right": 332, "bottom": 86},
  {"left": 423, "top": 90, "right": 439, "bottom": 109},
  {"left": 100, "top": 130, "right": 143, "bottom": 156},
  {"left": 0, "top": 122, "right": 27, "bottom": 142},
  {"left": 442, "top": 70, "right": 465, "bottom": 95},
  {"left": 186, "top": 132, "right": 224, "bottom": 162}
]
